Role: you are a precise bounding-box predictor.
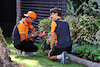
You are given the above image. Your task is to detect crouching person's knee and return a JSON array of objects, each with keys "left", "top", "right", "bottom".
[
  {"left": 48, "top": 55, "right": 51, "bottom": 60},
  {"left": 48, "top": 55, "right": 52, "bottom": 60},
  {"left": 48, "top": 51, "right": 52, "bottom": 60}
]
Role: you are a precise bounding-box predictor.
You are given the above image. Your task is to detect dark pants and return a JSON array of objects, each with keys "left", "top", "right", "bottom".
[
  {"left": 14, "top": 40, "right": 38, "bottom": 52},
  {"left": 50, "top": 46, "right": 72, "bottom": 56}
]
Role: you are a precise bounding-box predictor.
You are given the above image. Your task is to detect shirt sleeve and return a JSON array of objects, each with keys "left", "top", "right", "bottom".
[
  {"left": 17, "top": 24, "right": 26, "bottom": 34},
  {"left": 51, "top": 21, "right": 57, "bottom": 33}
]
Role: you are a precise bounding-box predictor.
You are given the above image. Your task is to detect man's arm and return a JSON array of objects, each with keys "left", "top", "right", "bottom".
[
  {"left": 46, "top": 21, "right": 57, "bottom": 49},
  {"left": 50, "top": 32, "right": 55, "bottom": 49},
  {"left": 20, "top": 31, "right": 39, "bottom": 41},
  {"left": 20, "top": 34, "right": 33, "bottom": 41},
  {"left": 31, "top": 26, "right": 36, "bottom": 33},
  {"left": 31, "top": 26, "right": 39, "bottom": 36},
  {"left": 17, "top": 24, "right": 38, "bottom": 41}
]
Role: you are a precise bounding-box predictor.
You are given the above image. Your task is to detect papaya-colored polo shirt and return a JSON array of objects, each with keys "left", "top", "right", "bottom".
[{"left": 17, "top": 18, "right": 33, "bottom": 40}]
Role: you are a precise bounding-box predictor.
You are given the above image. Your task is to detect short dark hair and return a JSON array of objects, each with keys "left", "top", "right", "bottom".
[{"left": 50, "top": 7, "right": 61, "bottom": 16}]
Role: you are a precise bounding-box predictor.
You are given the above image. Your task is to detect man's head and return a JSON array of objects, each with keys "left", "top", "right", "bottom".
[
  {"left": 24, "top": 11, "right": 37, "bottom": 24},
  {"left": 50, "top": 7, "right": 61, "bottom": 21}
]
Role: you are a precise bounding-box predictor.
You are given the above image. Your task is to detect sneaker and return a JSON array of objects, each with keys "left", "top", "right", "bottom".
[
  {"left": 15, "top": 48, "right": 23, "bottom": 56},
  {"left": 61, "top": 51, "right": 68, "bottom": 64},
  {"left": 24, "top": 52, "right": 36, "bottom": 56}
]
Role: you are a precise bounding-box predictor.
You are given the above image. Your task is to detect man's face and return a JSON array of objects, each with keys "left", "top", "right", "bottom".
[
  {"left": 50, "top": 13, "right": 58, "bottom": 21},
  {"left": 27, "top": 17, "right": 35, "bottom": 24}
]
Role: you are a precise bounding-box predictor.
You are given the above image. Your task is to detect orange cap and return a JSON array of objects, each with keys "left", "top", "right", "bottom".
[{"left": 24, "top": 11, "right": 37, "bottom": 19}]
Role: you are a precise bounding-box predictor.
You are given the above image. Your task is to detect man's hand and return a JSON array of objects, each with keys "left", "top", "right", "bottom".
[
  {"left": 29, "top": 37, "right": 35, "bottom": 42},
  {"left": 29, "top": 38, "right": 33, "bottom": 41},
  {"left": 46, "top": 39, "right": 51, "bottom": 45},
  {"left": 32, "top": 31, "right": 39, "bottom": 37}
]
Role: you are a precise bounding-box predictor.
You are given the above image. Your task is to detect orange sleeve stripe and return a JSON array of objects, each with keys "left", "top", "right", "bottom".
[
  {"left": 29, "top": 24, "right": 33, "bottom": 29},
  {"left": 51, "top": 21, "right": 57, "bottom": 33},
  {"left": 30, "top": 25, "right": 33, "bottom": 29},
  {"left": 17, "top": 24, "right": 25, "bottom": 34}
]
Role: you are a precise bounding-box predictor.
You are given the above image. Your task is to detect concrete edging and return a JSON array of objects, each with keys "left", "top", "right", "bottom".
[{"left": 68, "top": 54, "right": 100, "bottom": 67}]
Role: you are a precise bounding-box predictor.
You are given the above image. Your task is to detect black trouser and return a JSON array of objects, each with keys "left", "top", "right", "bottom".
[
  {"left": 50, "top": 46, "right": 72, "bottom": 56},
  {"left": 14, "top": 40, "right": 38, "bottom": 52}
]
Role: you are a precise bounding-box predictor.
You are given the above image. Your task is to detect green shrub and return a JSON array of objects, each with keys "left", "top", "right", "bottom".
[
  {"left": 86, "top": 17, "right": 100, "bottom": 46},
  {"left": 66, "top": 1, "right": 100, "bottom": 16},
  {"left": 38, "top": 18, "right": 51, "bottom": 32},
  {"left": 73, "top": 44, "right": 100, "bottom": 62},
  {"left": 64, "top": 14, "right": 99, "bottom": 45},
  {"left": 86, "top": 30, "right": 100, "bottom": 46}
]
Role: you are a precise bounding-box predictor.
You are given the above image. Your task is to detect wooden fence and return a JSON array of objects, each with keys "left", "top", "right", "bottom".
[{"left": 19, "top": 0, "right": 67, "bottom": 30}]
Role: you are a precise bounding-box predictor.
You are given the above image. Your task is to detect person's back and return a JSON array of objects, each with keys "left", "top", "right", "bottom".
[
  {"left": 54, "top": 19, "right": 72, "bottom": 48},
  {"left": 12, "top": 21, "right": 23, "bottom": 47}
]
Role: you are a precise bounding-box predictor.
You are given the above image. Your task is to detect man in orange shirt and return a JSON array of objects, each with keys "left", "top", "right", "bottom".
[
  {"left": 46, "top": 8, "right": 72, "bottom": 64},
  {"left": 12, "top": 11, "right": 39, "bottom": 56}
]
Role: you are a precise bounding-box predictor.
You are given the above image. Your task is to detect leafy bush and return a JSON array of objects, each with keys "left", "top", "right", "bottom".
[
  {"left": 72, "top": 44, "right": 81, "bottom": 54},
  {"left": 38, "top": 18, "right": 51, "bottom": 32},
  {"left": 66, "top": 1, "right": 100, "bottom": 16},
  {"left": 64, "top": 14, "right": 99, "bottom": 45},
  {"left": 86, "top": 17, "right": 100, "bottom": 46},
  {"left": 86, "top": 30, "right": 100, "bottom": 46},
  {"left": 72, "top": 44, "right": 100, "bottom": 62},
  {"left": 66, "top": 2, "right": 76, "bottom": 16}
]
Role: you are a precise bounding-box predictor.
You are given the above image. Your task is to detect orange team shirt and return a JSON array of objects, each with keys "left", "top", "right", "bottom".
[
  {"left": 51, "top": 16, "right": 62, "bottom": 46},
  {"left": 17, "top": 18, "right": 33, "bottom": 41}
]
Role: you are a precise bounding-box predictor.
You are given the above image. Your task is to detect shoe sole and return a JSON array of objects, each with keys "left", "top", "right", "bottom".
[
  {"left": 15, "top": 48, "right": 23, "bottom": 56},
  {"left": 61, "top": 51, "right": 68, "bottom": 64},
  {"left": 24, "top": 52, "right": 36, "bottom": 56}
]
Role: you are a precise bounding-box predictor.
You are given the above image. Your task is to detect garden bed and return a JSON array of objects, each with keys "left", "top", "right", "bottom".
[{"left": 72, "top": 44, "right": 100, "bottom": 63}]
